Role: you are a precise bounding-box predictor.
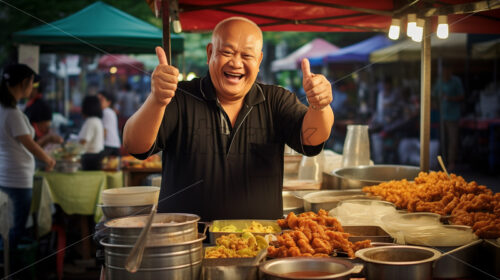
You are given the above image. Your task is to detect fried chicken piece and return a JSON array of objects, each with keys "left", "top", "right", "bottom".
[
  {"left": 277, "top": 218, "right": 287, "bottom": 229},
  {"left": 311, "top": 238, "right": 332, "bottom": 255},
  {"left": 352, "top": 240, "right": 372, "bottom": 251},
  {"left": 287, "top": 246, "right": 302, "bottom": 257},
  {"left": 286, "top": 212, "right": 299, "bottom": 229},
  {"left": 297, "top": 237, "right": 315, "bottom": 254},
  {"left": 312, "top": 253, "right": 330, "bottom": 257}
]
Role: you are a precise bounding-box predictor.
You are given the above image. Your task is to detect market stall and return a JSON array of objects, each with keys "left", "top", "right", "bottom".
[{"left": 93, "top": 1, "right": 500, "bottom": 279}]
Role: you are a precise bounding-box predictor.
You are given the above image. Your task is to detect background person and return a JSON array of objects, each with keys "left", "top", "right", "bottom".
[
  {"left": 432, "top": 66, "right": 465, "bottom": 171},
  {"left": 24, "top": 80, "right": 63, "bottom": 148},
  {"left": 123, "top": 17, "right": 334, "bottom": 220},
  {"left": 78, "top": 95, "right": 104, "bottom": 170},
  {"left": 0, "top": 63, "right": 55, "bottom": 250},
  {"left": 97, "top": 90, "right": 121, "bottom": 157}
]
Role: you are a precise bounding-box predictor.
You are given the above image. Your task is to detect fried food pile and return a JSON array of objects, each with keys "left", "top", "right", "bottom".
[
  {"left": 268, "top": 210, "right": 371, "bottom": 258},
  {"left": 363, "top": 171, "right": 500, "bottom": 239},
  {"left": 205, "top": 232, "right": 268, "bottom": 258}
]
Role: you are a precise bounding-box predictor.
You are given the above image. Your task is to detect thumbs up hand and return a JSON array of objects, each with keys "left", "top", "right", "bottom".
[
  {"left": 151, "top": 46, "right": 179, "bottom": 106},
  {"left": 301, "top": 58, "right": 332, "bottom": 111}
]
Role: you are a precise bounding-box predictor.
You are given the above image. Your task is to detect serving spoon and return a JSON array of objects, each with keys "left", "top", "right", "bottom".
[
  {"left": 125, "top": 203, "right": 157, "bottom": 273},
  {"left": 437, "top": 155, "right": 451, "bottom": 179}
]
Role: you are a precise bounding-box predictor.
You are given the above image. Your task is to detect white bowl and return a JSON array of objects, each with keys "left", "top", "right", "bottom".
[{"left": 101, "top": 186, "right": 160, "bottom": 206}]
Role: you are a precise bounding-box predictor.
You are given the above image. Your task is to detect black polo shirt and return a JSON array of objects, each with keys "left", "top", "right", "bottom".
[{"left": 135, "top": 74, "right": 323, "bottom": 221}]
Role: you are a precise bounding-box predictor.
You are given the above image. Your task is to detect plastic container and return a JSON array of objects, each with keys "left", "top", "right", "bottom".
[
  {"left": 297, "top": 152, "right": 324, "bottom": 184},
  {"left": 342, "top": 125, "right": 370, "bottom": 167},
  {"left": 329, "top": 199, "right": 397, "bottom": 226}
]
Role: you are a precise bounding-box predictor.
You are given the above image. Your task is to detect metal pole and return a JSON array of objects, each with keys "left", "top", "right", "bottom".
[
  {"left": 420, "top": 18, "right": 431, "bottom": 171},
  {"left": 162, "top": 0, "right": 172, "bottom": 65}
]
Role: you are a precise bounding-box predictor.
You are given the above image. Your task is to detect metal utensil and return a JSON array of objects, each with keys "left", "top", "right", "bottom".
[
  {"left": 124, "top": 203, "right": 157, "bottom": 273},
  {"left": 253, "top": 248, "right": 268, "bottom": 266},
  {"left": 437, "top": 155, "right": 451, "bottom": 179}
]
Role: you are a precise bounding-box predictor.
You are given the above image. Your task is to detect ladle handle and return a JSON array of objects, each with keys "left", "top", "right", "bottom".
[{"left": 125, "top": 203, "right": 157, "bottom": 273}]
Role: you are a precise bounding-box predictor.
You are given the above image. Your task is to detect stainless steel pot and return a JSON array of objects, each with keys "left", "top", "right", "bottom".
[
  {"left": 259, "top": 257, "right": 363, "bottom": 280},
  {"left": 302, "top": 190, "right": 369, "bottom": 212},
  {"left": 105, "top": 213, "right": 200, "bottom": 246},
  {"left": 100, "top": 233, "right": 205, "bottom": 280},
  {"left": 282, "top": 191, "right": 304, "bottom": 215},
  {"left": 331, "top": 165, "right": 421, "bottom": 189},
  {"left": 355, "top": 245, "right": 441, "bottom": 280}
]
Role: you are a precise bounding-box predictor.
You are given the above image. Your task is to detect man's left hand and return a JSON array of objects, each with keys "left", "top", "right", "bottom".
[{"left": 302, "top": 58, "right": 333, "bottom": 111}]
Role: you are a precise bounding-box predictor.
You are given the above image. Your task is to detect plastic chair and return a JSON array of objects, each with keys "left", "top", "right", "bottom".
[{"left": 50, "top": 224, "right": 66, "bottom": 280}]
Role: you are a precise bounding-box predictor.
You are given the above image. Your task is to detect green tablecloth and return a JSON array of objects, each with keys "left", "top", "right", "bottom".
[{"left": 32, "top": 171, "right": 123, "bottom": 236}]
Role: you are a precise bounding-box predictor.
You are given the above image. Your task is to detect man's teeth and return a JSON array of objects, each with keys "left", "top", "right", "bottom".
[{"left": 225, "top": 72, "right": 243, "bottom": 78}]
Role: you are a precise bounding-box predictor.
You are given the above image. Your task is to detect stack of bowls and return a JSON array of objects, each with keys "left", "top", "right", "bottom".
[{"left": 100, "top": 186, "right": 160, "bottom": 219}]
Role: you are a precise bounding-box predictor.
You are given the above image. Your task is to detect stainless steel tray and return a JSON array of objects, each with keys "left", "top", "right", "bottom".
[
  {"left": 302, "top": 189, "right": 372, "bottom": 212},
  {"left": 343, "top": 225, "right": 394, "bottom": 243},
  {"left": 209, "top": 219, "right": 281, "bottom": 244},
  {"left": 202, "top": 249, "right": 262, "bottom": 280}
]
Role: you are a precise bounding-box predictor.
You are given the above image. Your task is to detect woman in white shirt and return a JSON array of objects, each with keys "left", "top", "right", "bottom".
[
  {"left": 97, "top": 91, "right": 121, "bottom": 156},
  {"left": 0, "top": 64, "right": 55, "bottom": 249},
  {"left": 78, "top": 95, "right": 104, "bottom": 170}
]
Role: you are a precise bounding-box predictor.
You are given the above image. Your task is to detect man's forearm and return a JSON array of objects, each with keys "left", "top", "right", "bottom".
[
  {"left": 123, "top": 94, "right": 167, "bottom": 154},
  {"left": 301, "top": 106, "right": 334, "bottom": 146}
]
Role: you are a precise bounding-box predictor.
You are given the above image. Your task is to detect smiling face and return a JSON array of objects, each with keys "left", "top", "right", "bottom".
[{"left": 207, "top": 19, "right": 263, "bottom": 101}]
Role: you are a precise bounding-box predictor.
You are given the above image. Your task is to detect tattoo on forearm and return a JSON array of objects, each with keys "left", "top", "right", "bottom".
[{"left": 303, "top": 127, "right": 318, "bottom": 144}]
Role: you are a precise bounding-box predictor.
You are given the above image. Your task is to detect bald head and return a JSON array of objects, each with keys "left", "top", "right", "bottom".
[
  {"left": 206, "top": 17, "right": 264, "bottom": 101},
  {"left": 211, "top": 17, "right": 263, "bottom": 51}
]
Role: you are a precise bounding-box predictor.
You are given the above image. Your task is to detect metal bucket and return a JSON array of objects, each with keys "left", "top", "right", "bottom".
[
  {"left": 100, "top": 233, "right": 205, "bottom": 280},
  {"left": 355, "top": 245, "right": 441, "bottom": 280},
  {"left": 105, "top": 213, "right": 199, "bottom": 246}
]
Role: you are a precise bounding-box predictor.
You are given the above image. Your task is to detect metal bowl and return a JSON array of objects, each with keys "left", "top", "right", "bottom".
[
  {"left": 331, "top": 165, "right": 421, "bottom": 189},
  {"left": 283, "top": 191, "right": 304, "bottom": 215},
  {"left": 355, "top": 245, "right": 441, "bottom": 280},
  {"left": 259, "top": 257, "right": 363, "bottom": 280},
  {"left": 302, "top": 190, "right": 370, "bottom": 212},
  {"left": 99, "top": 204, "right": 154, "bottom": 220}
]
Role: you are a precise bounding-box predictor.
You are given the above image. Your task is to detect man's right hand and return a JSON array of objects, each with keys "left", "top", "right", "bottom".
[{"left": 151, "top": 46, "right": 179, "bottom": 106}]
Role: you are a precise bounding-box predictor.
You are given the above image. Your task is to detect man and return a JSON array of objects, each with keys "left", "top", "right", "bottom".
[
  {"left": 432, "top": 66, "right": 464, "bottom": 171},
  {"left": 123, "top": 17, "right": 333, "bottom": 220}
]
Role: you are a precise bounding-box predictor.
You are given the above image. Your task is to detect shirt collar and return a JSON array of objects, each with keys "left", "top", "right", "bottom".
[{"left": 200, "top": 72, "right": 265, "bottom": 106}]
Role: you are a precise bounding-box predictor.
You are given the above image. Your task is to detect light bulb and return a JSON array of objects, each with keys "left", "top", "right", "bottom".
[
  {"left": 407, "top": 14, "right": 417, "bottom": 37},
  {"left": 437, "top": 15, "right": 448, "bottom": 39},
  {"left": 173, "top": 19, "right": 182, "bottom": 33},
  {"left": 388, "top": 18, "right": 401, "bottom": 40},
  {"left": 412, "top": 18, "right": 424, "bottom": 42}
]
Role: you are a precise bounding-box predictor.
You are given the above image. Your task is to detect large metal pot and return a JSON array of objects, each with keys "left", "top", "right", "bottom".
[
  {"left": 302, "top": 190, "right": 369, "bottom": 212},
  {"left": 100, "top": 233, "right": 205, "bottom": 280},
  {"left": 104, "top": 213, "right": 200, "bottom": 246},
  {"left": 331, "top": 165, "right": 421, "bottom": 189},
  {"left": 355, "top": 245, "right": 441, "bottom": 280},
  {"left": 259, "top": 257, "right": 363, "bottom": 280}
]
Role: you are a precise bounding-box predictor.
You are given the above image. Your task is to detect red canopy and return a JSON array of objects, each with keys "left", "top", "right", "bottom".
[
  {"left": 165, "top": 0, "right": 500, "bottom": 34},
  {"left": 98, "top": 54, "right": 145, "bottom": 75}
]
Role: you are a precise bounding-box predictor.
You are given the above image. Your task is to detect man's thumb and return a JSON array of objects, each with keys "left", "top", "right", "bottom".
[
  {"left": 301, "top": 58, "right": 312, "bottom": 79},
  {"left": 156, "top": 46, "right": 168, "bottom": 65}
]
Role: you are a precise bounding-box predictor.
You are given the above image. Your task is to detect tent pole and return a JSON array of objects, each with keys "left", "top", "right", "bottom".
[
  {"left": 162, "top": 0, "right": 172, "bottom": 64},
  {"left": 420, "top": 18, "right": 431, "bottom": 172}
]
